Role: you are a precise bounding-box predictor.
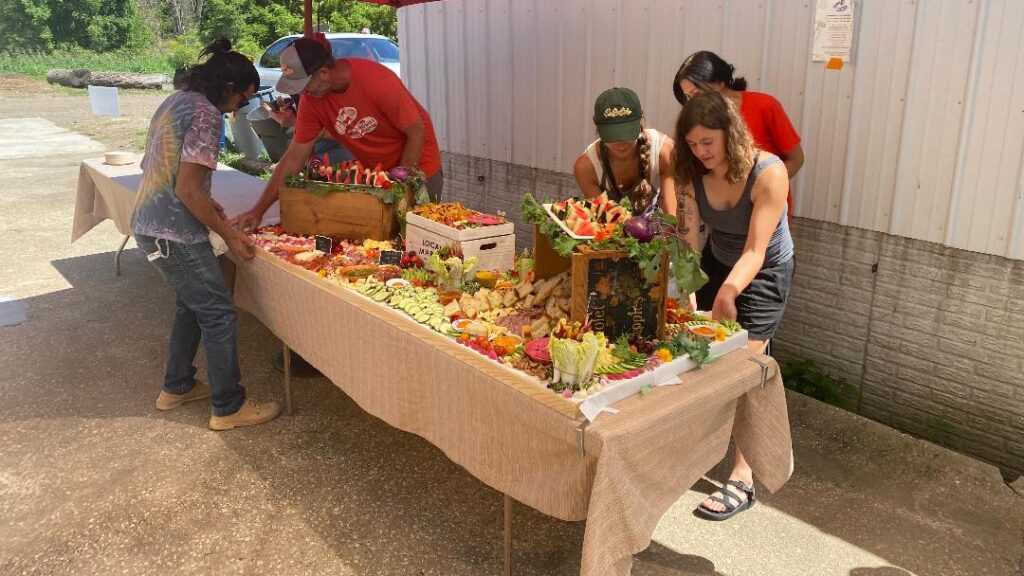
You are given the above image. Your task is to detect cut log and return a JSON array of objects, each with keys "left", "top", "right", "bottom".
[
  {"left": 46, "top": 68, "right": 91, "bottom": 88},
  {"left": 45, "top": 69, "right": 170, "bottom": 90},
  {"left": 89, "top": 72, "right": 170, "bottom": 90}
]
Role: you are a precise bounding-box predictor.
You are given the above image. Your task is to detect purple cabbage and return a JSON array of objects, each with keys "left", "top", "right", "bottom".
[
  {"left": 623, "top": 214, "right": 660, "bottom": 242},
  {"left": 388, "top": 166, "right": 411, "bottom": 181}
]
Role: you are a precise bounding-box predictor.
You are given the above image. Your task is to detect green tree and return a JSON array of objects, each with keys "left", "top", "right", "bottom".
[
  {"left": 0, "top": 0, "right": 53, "bottom": 51},
  {"left": 48, "top": 0, "right": 151, "bottom": 52},
  {"left": 0, "top": 0, "right": 150, "bottom": 53},
  {"left": 319, "top": 0, "right": 397, "bottom": 40}
]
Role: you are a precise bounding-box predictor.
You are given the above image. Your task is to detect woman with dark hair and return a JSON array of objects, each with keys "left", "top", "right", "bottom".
[
  {"left": 573, "top": 87, "right": 676, "bottom": 217},
  {"left": 673, "top": 51, "right": 803, "bottom": 216},
  {"left": 675, "top": 90, "right": 794, "bottom": 521},
  {"left": 131, "top": 38, "right": 280, "bottom": 431}
]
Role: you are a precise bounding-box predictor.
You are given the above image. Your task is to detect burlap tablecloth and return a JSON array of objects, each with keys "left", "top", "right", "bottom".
[
  {"left": 71, "top": 156, "right": 279, "bottom": 243},
  {"left": 232, "top": 251, "right": 793, "bottom": 576}
]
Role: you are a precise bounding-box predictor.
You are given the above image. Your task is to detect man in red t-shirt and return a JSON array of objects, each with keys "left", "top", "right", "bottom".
[{"left": 235, "top": 35, "right": 443, "bottom": 230}]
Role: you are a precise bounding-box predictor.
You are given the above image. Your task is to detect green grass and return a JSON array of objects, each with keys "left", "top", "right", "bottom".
[
  {"left": 780, "top": 358, "right": 860, "bottom": 412},
  {"left": 0, "top": 50, "right": 176, "bottom": 79}
]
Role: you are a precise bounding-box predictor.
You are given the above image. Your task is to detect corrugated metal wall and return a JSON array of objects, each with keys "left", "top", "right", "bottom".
[{"left": 398, "top": 0, "right": 1024, "bottom": 260}]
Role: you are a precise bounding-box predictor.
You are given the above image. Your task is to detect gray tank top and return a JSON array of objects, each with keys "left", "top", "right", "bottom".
[{"left": 694, "top": 152, "right": 794, "bottom": 267}]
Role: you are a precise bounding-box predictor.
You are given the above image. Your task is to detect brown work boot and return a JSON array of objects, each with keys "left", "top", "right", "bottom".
[
  {"left": 208, "top": 399, "right": 281, "bottom": 431},
  {"left": 155, "top": 381, "right": 211, "bottom": 411}
]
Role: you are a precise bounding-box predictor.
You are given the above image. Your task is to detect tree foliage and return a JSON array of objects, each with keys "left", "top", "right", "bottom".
[
  {"left": 0, "top": 0, "right": 398, "bottom": 65},
  {"left": 0, "top": 0, "right": 151, "bottom": 52}
]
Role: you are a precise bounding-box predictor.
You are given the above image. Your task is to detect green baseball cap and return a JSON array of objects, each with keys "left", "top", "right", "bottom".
[{"left": 593, "top": 87, "right": 643, "bottom": 142}]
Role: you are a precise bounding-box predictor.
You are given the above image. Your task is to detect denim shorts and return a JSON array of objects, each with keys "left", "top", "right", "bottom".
[{"left": 695, "top": 245, "right": 795, "bottom": 340}]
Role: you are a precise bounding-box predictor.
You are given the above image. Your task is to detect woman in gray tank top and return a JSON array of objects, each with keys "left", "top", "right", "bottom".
[{"left": 674, "top": 90, "right": 795, "bottom": 521}]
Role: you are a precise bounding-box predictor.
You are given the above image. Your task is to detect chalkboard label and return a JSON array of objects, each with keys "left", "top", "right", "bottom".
[
  {"left": 314, "top": 235, "right": 333, "bottom": 254},
  {"left": 585, "top": 257, "right": 659, "bottom": 342},
  {"left": 378, "top": 249, "right": 403, "bottom": 266}
]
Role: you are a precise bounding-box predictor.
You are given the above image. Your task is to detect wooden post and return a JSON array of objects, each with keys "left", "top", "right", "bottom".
[
  {"left": 283, "top": 343, "right": 293, "bottom": 415},
  {"left": 303, "top": 0, "right": 313, "bottom": 36}
]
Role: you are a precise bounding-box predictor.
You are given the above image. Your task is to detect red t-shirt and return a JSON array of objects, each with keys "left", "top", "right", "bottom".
[
  {"left": 740, "top": 91, "right": 801, "bottom": 214},
  {"left": 294, "top": 59, "right": 442, "bottom": 178}
]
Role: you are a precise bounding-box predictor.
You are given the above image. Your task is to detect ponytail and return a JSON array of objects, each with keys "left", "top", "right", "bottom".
[
  {"left": 672, "top": 51, "right": 747, "bottom": 104},
  {"left": 183, "top": 37, "right": 260, "bottom": 109}
]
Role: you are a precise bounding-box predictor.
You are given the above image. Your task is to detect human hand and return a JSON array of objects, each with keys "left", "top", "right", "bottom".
[
  {"left": 230, "top": 208, "right": 264, "bottom": 234},
  {"left": 268, "top": 97, "right": 296, "bottom": 128},
  {"left": 687, "top": 292, "right": 698, "bottom": 313},
  {"left": 226, "top": 229, "right": 256, "bottom": 261},
  {"left": 711, "top": 289, "right": 737, "bottom": 322}
]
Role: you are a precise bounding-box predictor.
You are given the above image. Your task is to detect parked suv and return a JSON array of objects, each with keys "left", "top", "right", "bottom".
[{"left": 255, "top": 32, "right": 401, "bottom": 90}]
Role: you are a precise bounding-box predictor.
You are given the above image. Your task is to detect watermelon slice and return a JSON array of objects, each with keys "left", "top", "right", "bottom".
[
  {"left": 571, "top": 204, "right": 591, "bottom": 223},
  {"left": 573, "top": 220, "right": 597, "bottom": 237},
  {"left": 604, "top": 205, "right": 627, "bottom": 223},
  {"left": 565, "top": 210, "right": 579, "bottom": 229}
]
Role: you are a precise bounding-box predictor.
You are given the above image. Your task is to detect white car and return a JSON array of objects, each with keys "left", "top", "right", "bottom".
[{"left": 254, "top": 32, "right": 401, "bottom": 91}]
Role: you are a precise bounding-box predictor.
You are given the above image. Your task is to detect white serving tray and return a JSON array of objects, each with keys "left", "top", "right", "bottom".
[
  {"left": 577, "top": 329, "right": 749, "bottom": 421},
  {"left": 542, "top": 203, "right": 596, "bottom": 240}
]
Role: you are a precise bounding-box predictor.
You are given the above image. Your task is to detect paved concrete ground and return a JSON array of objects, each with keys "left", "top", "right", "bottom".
[{"left": 1, "top": 81, "right": 1022, "bottom": 576}]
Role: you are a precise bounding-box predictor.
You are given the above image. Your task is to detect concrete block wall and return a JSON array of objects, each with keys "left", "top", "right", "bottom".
[
  {"left": 441, "top": 152, "right": 1024, "bottom": 476},
  {"left": 442, "top": 152, "right": 576, "bottom": 250},
  {"left": 768, "top": 219, "right": 1024, "bottom": 476}
]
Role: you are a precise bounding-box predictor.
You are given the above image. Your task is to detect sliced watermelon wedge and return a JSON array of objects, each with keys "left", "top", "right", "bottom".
[{"left": 573, "top": 220, "right": 597, "bottom": 237}]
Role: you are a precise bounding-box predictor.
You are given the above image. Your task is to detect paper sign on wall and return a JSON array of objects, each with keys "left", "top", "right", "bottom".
[{"left": 812, "top": 0, "right": 855, "bottom": 63}]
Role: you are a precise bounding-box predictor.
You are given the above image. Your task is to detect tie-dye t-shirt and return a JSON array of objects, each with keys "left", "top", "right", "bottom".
[{"left": 131, "top": 90, "right": 222, "bottom": 243}]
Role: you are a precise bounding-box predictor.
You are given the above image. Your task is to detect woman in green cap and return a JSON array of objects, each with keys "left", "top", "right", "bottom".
[{"left": 573, "top": 87, "right": 676, "bottom": 217}]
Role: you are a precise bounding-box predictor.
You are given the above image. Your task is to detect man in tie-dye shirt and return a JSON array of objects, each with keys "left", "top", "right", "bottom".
[{"left": 132, "top": 38, "right": 280, "bottom": 431}]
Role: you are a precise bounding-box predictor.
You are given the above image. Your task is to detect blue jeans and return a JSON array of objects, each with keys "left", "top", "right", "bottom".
[{"left": 135, "top": 235, "right": 246, "bottom": 416}]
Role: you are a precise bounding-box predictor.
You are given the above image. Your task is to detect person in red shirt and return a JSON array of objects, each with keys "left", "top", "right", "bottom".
[
  {"left": 235, "top": 35, "right": 443, "bottom": 230},
  {"left": 672, "top": 51, "right": 803, "bottom": 216}
]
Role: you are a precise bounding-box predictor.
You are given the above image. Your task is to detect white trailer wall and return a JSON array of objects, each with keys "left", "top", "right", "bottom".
[{"left": 398, "top": 0, "right": 1024, "bottom": 260}]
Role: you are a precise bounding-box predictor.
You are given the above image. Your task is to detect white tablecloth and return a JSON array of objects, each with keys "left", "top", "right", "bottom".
[{"left": 71, "top": 154, "right": 278, "bottom": 243}]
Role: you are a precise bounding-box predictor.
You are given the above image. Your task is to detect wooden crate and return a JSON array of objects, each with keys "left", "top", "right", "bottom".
[
  {"left": 405, "top": 212, "right": 516, "bottom": 271},
  {"left": 569, "top": 246, "right": 667, "bottom": 342},
  {"left": 279, "top": 186, "right": 405, "bottom": 241},
  {"left": 532, "top": 224, "right": 571, "bottom": 280}
]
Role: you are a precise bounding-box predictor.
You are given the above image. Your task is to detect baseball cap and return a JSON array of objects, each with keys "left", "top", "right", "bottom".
[
  {"left": 593, "top": 87, "right": 643, "bottom": 142},
  {"left": 275, "top": 37, "right": 333, "bottom": 95}
]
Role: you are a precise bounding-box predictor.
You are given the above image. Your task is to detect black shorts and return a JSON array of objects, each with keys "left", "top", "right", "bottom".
[{"left": 695, "top": 245, "right": 795, "bottom": 340}]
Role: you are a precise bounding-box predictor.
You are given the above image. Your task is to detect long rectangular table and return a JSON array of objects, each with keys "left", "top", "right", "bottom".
[
  {"left": 72, "top": 155, "right": 278, "bottom": 272},
  {"left": 73, "top": 158, "right": 793, "bottom": 575}
]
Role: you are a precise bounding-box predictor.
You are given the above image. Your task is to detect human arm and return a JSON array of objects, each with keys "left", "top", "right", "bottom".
[
  {"left": 779, "top": 143, "right": 804, "bottom": 179},
  {"left": 572, "top": 154, "right": 603, "bottom": 199},
  {"left": 712, "top": 161, "right": 789, "bottom": 321},
  {"left": 173, "top": 161, "right": 255, "bottom": 260},
  {"left": 766, "top": 95, "right": 803, "bottom": 179},
  {"left": 398, "top": 119, "right": 426, "bottom": 168},
  {"left": 231, "top": 136, "right": 318, "bottom": 232},
  {"left": 267, "top": 97, "right": 296, "bottom": 131},
  {"left": 657, "top": 136, "right": 677, "bottom": 217}
]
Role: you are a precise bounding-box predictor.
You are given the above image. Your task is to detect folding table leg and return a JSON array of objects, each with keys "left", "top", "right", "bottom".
[
  {"left": 504, "top": 493, "right": 513, "bottom": 576},
  {"left": 114, "top": 235, "right": 130, "bottom": 276},
  {"left": 283, "top": 343, "right": 293, "bottom": 415}
]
